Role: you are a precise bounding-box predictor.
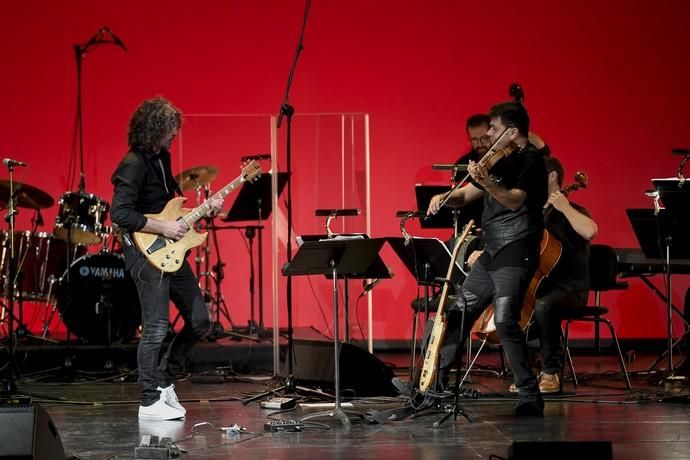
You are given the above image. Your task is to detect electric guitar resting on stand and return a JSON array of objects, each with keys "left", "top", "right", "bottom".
[
  {"left": 418, "top": 219, "right": 475, "bottom": 394},
  {"left": 133, "top": 160, "right": 262, "bottom": 272}
]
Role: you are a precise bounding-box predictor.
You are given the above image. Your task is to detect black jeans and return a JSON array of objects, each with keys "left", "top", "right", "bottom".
[
  {"left": 440, "top": 260, "right": 539, "bottom": 398},
  {"left": 532, "top": 286, "right": 588, "bottom": 374},
  {"left": 125, "top": 245, "right": 211, "bottom": 406}
]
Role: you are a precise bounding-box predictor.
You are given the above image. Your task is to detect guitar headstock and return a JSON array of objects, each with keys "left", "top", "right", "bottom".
[{"left": 242, "top": 160, "right": 262, "bottom": 183}]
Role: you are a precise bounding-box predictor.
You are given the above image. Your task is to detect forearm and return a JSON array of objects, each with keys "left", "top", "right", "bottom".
[
  {"left": 482, "top": 182, "right": 525, "bottom": 211},
  {"left": 561, "top": 205, "right": 598, "bottom": 240}
]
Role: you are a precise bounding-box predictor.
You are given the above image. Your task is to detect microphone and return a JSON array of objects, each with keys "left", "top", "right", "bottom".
[
  {"left": 361, "top": 279, "right": 383, "bottom": 296},
  {"left": 360, "top": 270, "right": 394, "bottom": 296},
  {"left": 241, "top": 154, "right": 271, "bottom": 161},
  {"left": 3, "top": 158, "right": 27, "bottom": 167}
]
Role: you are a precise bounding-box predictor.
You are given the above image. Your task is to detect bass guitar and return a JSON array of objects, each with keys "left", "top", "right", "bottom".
[
  {"left": 133, "top": 160, "right": 262, "bottom": 272},
  {"left": 418, "top": 219, "right": 474, "bottom": 394}
]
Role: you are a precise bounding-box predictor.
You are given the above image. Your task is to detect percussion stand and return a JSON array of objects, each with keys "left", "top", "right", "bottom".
[{"left": 205, "top": 213, "right": 237, "bottom": 340}]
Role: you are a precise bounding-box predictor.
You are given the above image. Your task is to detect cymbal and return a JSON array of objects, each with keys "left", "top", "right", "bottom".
[
  {"left": 0, "top": 180, "right": 54, "bottom": 209},
  {"left": 175, "top": 165, "right": 218, "bottom": 192}
]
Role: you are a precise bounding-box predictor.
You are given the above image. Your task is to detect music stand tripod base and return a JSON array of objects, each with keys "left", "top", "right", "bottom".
[{"left": 282, "top": 238, "right": 386, "bottom": 428}]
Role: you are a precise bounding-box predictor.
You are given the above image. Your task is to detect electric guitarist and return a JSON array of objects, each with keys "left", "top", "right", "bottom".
[
  {"left": 111, "top": 97, "right": 223, "bottom": 421},
  {"left": 427, "top": 101, "right": 548, "bottom": 416}
]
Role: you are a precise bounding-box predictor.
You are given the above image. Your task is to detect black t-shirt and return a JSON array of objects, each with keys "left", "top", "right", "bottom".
[
  {"left": 544, "top": 201, "right": 591, "bottom": 292},
  {"left": 475, "top": 144, "right": 548, "bottom": 269}
]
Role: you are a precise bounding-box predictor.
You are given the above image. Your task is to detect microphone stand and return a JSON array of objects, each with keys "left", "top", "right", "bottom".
[
  {"left": 277, "top": 0, "right": 311, "bottom": 391},
  {"left": 242, "top": 1, "right": 320, "bottom": 406},
  {"left": 1, "top": 163, "right": 20, "bottom": 394}
]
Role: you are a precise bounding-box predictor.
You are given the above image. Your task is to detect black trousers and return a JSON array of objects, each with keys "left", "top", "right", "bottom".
[
  {"left": 125, "top": 245, "right": 211, "bottom": 406},
  {"left": 532, "top": 286, "right": 588, "bottom": 374},
  {"left": 440, "top": 260, "right": 539, "bottom": 398}
]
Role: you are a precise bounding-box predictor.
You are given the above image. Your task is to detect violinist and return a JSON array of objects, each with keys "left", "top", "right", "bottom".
[
  {"left": 515, "top": 156, "right": 597, "bottom": 394},
  {"left": 427, "top": 101, "right": 548, "bottom": 416}
]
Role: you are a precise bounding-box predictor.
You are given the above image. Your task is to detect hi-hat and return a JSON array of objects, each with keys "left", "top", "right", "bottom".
[
  {"left": 175, "top": 165, "right": 219, "bottom": 192},
  {"left": 0, "top": 180, "right": 54, "bottom": 209}
]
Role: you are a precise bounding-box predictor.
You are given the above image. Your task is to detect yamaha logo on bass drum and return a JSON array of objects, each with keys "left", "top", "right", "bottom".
[{"left": 78, "top": 264, "right": 126, "bottom": 280}]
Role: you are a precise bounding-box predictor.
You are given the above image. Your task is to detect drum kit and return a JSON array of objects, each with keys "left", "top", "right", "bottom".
[
  {"left": 0, "top": 180, "right": 140, "bottom": 345},
  {"left": 0, "top": 163, "right": 231, "bottom": 347}
]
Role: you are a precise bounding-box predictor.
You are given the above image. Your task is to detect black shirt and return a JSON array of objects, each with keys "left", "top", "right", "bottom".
[
  {"left": 544, "top": 201, "right": 591, "bottom": 292},
  {"left": 110, "top": 149, "right": 180, "bottom": 233},
  {"left": 475, "top": 143, "right": 548, "bottom": 269}
]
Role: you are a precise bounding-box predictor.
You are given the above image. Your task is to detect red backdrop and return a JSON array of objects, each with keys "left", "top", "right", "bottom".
[{"left": 1, "top": 0, "right": 689, "bottom": 341}]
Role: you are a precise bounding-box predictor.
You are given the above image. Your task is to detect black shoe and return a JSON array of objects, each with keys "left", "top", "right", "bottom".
[{"left": 514, "top": 395, "right": 544, "bottom": 417}]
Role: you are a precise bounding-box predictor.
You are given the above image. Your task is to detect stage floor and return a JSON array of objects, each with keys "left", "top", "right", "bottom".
[{"left": 10, "top": 349, "right": 690, "bottom": 460}]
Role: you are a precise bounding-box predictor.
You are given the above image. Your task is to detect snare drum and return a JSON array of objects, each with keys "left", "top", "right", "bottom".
[
  {"left": 54, "top": 191, "right": 110, "bottom": 245},
  {"left": 57, "top": 252, "right": 140, "bottom": 344}
]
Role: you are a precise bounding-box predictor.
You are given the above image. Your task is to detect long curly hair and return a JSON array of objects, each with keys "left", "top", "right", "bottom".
[{"left": 128, "top": 97, "right": 182, "bottom": 153}]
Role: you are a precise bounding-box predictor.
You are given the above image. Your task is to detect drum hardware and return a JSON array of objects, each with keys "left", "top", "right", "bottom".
[
  {"left": 169, "top": 168, "right": 236, "bottom": 341},
  {"left": 0, "top": 156, "right": 28, "bottom": 392},
  {"left": 55, "top": 252, "right": 140, "bottom": 346}
]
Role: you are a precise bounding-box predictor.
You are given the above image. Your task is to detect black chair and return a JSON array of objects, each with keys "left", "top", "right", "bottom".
[{"left": 561, "top": 244, "right": 632, "bottom": 390}]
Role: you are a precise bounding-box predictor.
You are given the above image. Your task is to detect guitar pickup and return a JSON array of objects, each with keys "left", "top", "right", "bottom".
[{"left": 146, "top": 235, "right": 167, "bottom": 254}]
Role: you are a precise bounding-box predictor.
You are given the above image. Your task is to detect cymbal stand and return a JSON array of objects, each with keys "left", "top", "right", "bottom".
[
  {"left": 193, "top": 185, "right": 235, "bottom": 340},
  {"left": 207, "top": 214, "right": 236, "bottom": 339}
]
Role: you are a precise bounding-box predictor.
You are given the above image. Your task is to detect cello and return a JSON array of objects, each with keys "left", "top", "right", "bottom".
[{"left": 471, "top": 171, "right": 589, "bottom": 343}]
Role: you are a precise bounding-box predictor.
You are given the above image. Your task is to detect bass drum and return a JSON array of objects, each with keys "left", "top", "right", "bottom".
[
  {"left": 57, "top": 253, "right": 140, "bottom": 344},
  {"left": 447, "top": 233, "right": 483, "bottom": 283}
]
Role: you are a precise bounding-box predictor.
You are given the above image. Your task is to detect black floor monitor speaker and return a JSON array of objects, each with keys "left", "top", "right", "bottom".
[
  {"left": 0, "top": 403, "right": 66, "bottom": 459},
  {"left": 508, "top": 441, "right": 613, "bottom": 460},
  {"left": 285, "top": 339, "right": 397, "bottom": 396}
]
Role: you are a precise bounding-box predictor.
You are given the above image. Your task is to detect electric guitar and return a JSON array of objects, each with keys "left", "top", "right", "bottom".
[
  {"left": 133, "top": 160, "right": 262, "bottom": 272},
  {"left": 418, "top": 219, "right": 474, "bottom": 394}
]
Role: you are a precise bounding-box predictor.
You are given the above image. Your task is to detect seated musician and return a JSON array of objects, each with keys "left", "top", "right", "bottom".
[
  {"left": 516, "top": 156, "right": 597, "bottom": 393},
  {"left": 428, "top": 101, "right": 548, "bottom": 416}
]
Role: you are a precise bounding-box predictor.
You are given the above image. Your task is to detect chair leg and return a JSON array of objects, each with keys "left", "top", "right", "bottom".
[
  {"left": 601, "top": 318, "right": 632, "bottom": 390},
  {"left": 410, "top": 311, "right": 419, "bottom": 381},
  {"left": 594, "top": 292, "right": 602, "bottom": 353},
  {"left": 562, "top": 320, "right": 578, "bottom": 388}
]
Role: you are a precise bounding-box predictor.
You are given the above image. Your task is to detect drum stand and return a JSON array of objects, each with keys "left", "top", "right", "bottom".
[{"left": 205, "top": 214, "right": 236, "bottom": 340}]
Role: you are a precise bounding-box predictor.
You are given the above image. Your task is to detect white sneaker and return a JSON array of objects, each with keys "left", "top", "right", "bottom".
[
  {"left": 157, "top": 384, "right": 186, "bottom": 415},
  {"left": 138, "top": 397, "right": 185, "bottom": 420}
]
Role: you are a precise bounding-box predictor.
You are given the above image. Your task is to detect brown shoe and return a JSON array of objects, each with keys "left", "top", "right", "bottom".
[{"left": 538, "top": 372, "right": 560, "bottom": 394}]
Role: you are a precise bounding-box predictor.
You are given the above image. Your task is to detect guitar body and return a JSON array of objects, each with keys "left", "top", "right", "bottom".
[
  {"left": 471, "top": 229, "right": 562, "bottom": 343},
  {"left": 131, "top": 160, "right": 262, "bottom": 273},
  {"left": 133, "top": 197, "right": 208, "bottom": 273},
  {"left": 418, "top": 220, "right": 474, "bottom": 394}
]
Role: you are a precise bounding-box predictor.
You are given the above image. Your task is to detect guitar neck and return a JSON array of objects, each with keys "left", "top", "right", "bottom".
[
  {"left": 436, "top": 220, "right": 474, "bottom": 316},
  {"left": 182, "top": 175, "right": 245, "bottom": 225}
]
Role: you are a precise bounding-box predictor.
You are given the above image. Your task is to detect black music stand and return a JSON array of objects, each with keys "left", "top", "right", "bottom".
[
  {"left": 415, "top": 185, "right": 455, "bottom": 229},
  {"left": 651, "top": 179, "right": 690, "bottom": 375},
  {"left": 628, "top": 203, "right": 690, "bottom": 376},
  {"left": 415, "top": 185, "right": 481, "bottom": 236},
  {"left": 282, "top": 237, "right": 386, "bottom": 428},
  {"left": 387, "top": 236, "right": 467, "bottom": 381},
  {"left": 223, "top": 172, "right": 289, "bottom": 334},
  {"left": 297, "top": 234, "right": 391, "bottom": 342}
]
